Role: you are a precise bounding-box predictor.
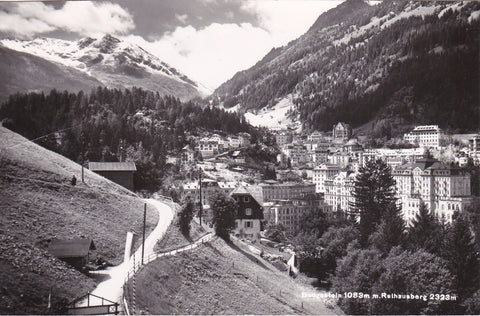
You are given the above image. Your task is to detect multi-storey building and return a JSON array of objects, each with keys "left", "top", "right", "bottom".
[
  {"left": 308, "top": 130, "right": 324, "bottom": 142},
  {"left": 181, "top": 145, "right": 195, "bottom": 164},
  {"left": 392, "top": 157, "right": 472, "bottom": 223},
  {"left": 283, "top": 142, "right": 310, "bottom": 167},
  {"left": 238, "top": 132, "right": 251, "bottom": 147},
  {"left": 470, "top": 134, "right": 480, "bottom": 153},
  {"left": 183, "top": 179, "right": 236, "bottom": 207},
  {"left": 469, "top": 134, "right": 480, "bottom": 165},
  {"left": 359, "top": 148, "right": 425, "bottom": 168},
  {"left": 310, "top": 148, "right": 329, "bottom": 166},
  {"left": 231, "top": 186, "right": 264, "bottom": 240},
  {"left": 403, "top": 125, "right": 444, "bottom": 148},
  {"left": 313, "top": 164, "right": 341, "bottom": 193},
  {"left": 197, "top": 140, "right": 220, "bottom": 158},
  {"left": 264, "top": 197, "right": 332, "bottom": 234},
  {"left": 328, "top": 152, "right": 350, "bottom": 168},
  {"left": 324, "top": 171, "right": 357, "bottom": 212},
  {"left": 228, "top": 136, "right": 241, "bottom": 148},
  {"left": 332, "top": 122, "right": 352, "bottom": 142},
  {"left": 275, "top": 130, "right": 293, "bottom": 147},
  {"left": 343, "top": 138, "right": 363, "bottom": 152},
  {"left": 259, "top": 181, "right": 316, "bottom": 202}
]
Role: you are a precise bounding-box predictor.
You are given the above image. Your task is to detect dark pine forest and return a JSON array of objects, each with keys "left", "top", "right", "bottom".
[{"left": 0, "top": 87, "right": 251, "bottom": 191}]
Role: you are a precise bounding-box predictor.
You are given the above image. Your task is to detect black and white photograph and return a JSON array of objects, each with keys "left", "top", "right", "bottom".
[{"left": 0, "top": 0, "right": 479, "bottom": 314}]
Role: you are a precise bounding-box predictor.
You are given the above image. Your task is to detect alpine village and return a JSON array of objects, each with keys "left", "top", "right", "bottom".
[{"left": 1, "top": 0, "right": 480, "bottom": 315}]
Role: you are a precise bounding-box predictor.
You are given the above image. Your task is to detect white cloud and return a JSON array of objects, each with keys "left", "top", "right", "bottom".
[
  {"left": 124, "top": 22, "right": 275, "bottom": 90},
  {"left": 0, "top": 10, "right": 55, "bottom": 37},
  {"left": 242, "top": 0, "right": 342, "bottom": 47},
  {"left": 124, "top": 1, "right": 342, "bottom": 90},
  {"left": 0, "top": 2, "right": 134, "bottom": 38}
]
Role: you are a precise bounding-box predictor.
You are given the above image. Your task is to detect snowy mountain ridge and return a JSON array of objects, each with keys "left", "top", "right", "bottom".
[{"left": 1, "top": 34, "right": 203, "bottom": 100}]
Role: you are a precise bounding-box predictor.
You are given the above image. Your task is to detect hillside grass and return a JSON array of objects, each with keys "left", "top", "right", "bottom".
[
  {"left": 154, "top": 213, "right": 207, "bottom": 252},
  {"left": 0, "top": 126, "right": 158, "bottom": 314},
  {"left": 128, "top": 237, "right": 343, "bottom": 315}
]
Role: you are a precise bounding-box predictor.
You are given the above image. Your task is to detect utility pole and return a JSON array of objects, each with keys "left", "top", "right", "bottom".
[
  {"left": 198, "top": 171, "right": 203, "bottom": 226},
  {"left": 142, "top": 203, "right": 146, "bottom": 265}
]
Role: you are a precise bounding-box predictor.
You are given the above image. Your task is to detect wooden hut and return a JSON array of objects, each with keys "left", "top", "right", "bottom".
[
  {"left": 88, "top": 162, "right": 137, "bottom": 191},
  {"left": 48, "top": 238, "right": 96, "bottom": 269}
]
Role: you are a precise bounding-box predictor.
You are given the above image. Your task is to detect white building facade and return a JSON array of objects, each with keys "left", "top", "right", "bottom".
[
  {"left": 403, "top": 125, "right": 444, "bottom": 148},
  {"left": 324, "top": 171, "right": 357, "bottom": 212},
  {"left": 313, "top": 164, "right": 341, "bottom": 193},
  {"left": 393, "top": 157, "right": 472, "bottom": 223}
]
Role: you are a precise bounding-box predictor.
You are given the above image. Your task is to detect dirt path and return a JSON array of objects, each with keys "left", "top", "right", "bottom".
[{"left": 78, "top": 198, "right": 174, "bottom": 306}]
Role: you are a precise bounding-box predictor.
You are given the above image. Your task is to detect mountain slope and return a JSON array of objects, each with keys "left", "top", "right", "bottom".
[
  {"left": 212, "top": 0, "right": 480, "bottom": 133},
  {"left": 0, "top": 45, "right": 102, "bottom": 103},
  {"left": 0, "top": 126, "right": 159, "bottom": 314},
  {"left": 1, "top": 34, "right": 202, "bottom": 101},
  {"left": 129, "top": 237, "right": 342, "bottom": 315}
]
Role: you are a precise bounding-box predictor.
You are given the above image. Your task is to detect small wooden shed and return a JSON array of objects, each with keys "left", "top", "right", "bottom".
[
  {"left": 88, "top": 162, "right": 137, "bottom": 191},
  {"left": 48, "top": 238, "right": 96, "bottom": 269}
]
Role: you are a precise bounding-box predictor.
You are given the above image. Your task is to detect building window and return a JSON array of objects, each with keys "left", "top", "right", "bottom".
[
  {"left": 245, "top": 221, "right": 252, "bottom": 228},
  {"left": 245, "top": 208, "right": 252, "bottom": 216},
  {"left": 244, "top": 196, "right": 250, "bottom": 203}
]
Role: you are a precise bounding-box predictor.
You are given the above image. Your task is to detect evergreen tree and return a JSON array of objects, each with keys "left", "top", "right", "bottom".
[
  {"left": 178, "top": 200, "right": 195, "bottom": 236},
  {"left": 350, "top": 159, "right": 398, "bottom": 246},
  {"left": 444, "top": 213, "right": 480, "bottom": 302},
  {"left": 407, "top": 200, "right": 444, "bottom": 255},
  {"left": 369, "top": 203, "right": 405, "bottom": 254},
  {"left": 210, "top": 193, "right": 238, "bottom": 241}
]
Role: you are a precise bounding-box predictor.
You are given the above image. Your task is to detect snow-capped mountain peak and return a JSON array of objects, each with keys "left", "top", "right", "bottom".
[{"left": 0, "top": 34, "right": 203, "bottom": 100}]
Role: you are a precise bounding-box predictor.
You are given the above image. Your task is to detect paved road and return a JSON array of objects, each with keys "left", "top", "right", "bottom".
[{"left": 77, "top": 198, "right": 174, "bottom": 307}]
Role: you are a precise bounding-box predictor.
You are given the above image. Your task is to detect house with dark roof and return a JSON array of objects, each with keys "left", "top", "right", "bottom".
[
  {"left": 47, "top": 238, "right": 96, "bottom": 269},
  {"left": 231, "top": 186, "right": 264, "bottom": 240},
  {"left": 88, "top": 161, "right": 136, "bottom": 191}
]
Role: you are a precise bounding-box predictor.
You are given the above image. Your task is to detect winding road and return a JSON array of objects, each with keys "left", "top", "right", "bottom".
[{"left": 78, "top": 198, "right": 174, "bottom": 307}]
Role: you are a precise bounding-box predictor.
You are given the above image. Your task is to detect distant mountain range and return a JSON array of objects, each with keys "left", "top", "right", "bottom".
[
  {"left": 0, "top": 34, "right": 203, "bottom": 102},
  {"left": 211, "top": 0, "right": 480, "bottom": 134}
]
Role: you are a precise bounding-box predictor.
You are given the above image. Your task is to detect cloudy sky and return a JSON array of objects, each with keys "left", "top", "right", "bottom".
[{"left": 0, "top": 0, "right": 346, "bottom": 90}]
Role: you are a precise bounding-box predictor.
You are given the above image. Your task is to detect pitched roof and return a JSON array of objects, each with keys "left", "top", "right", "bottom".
[
  {"left": 88, "top": 161, "right": 137, "bottom": 172},
  {"left": 48, "top": 238, "right": 96, "bottom": 258},
  {"left": 231, "top": 186, "right": 264, "bottom": 205}
]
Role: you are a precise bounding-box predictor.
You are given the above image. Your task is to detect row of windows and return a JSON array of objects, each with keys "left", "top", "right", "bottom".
[{"left": 236, "top": 221, "right": 254, "bottom": 228}]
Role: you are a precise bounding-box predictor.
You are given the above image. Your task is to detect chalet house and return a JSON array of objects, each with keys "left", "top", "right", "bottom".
[
  {"left": 89, "top": 161, "right": 137, "bottom": 191},
  {"left": 48, "top": 238, "right": 96, "bottom": 269},
  {"left": 231, "top": 186, "right": 264, "bottom": 240}
]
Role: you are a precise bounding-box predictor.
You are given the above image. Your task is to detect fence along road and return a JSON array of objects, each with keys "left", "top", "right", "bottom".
[
  {"left": 77, "top": 198, "right": 175, "bottom": 308},
  {"left": 122, "top": 231, "right": 215, "bottom": 315}
]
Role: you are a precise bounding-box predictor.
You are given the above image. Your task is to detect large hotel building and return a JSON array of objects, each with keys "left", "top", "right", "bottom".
[
  {"left": 392, "top": 157, "right": 472, "bottom": 223},
  {"left": 403, "top": 125, "right": 444, "bottom": 148}
]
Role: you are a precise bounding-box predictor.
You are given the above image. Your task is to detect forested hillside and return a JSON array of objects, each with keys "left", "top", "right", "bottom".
[
  {"left": 0, "top": 87, "right": 251, "bottom": 191},
  {"left": 212, "top": 0, "right": 480, "bottom": 133}
]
